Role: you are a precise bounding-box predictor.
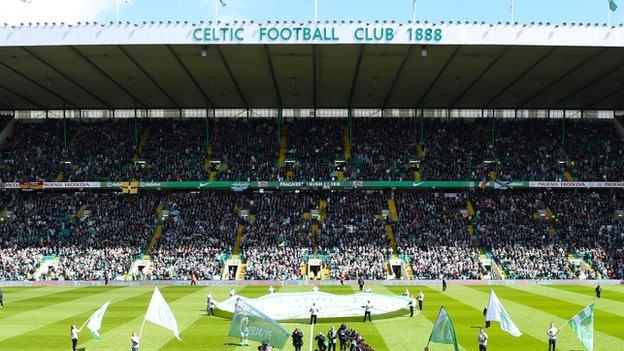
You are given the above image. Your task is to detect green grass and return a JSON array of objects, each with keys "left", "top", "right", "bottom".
[{"left": 0, "top": 284, "right": 622, "bottom": 350}]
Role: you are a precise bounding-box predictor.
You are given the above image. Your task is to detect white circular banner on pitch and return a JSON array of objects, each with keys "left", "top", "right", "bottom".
[{"left": 216, "top": 291, "right": 411, "bottom": 320}]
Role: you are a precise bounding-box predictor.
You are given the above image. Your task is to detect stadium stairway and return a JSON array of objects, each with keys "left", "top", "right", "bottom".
[
  {"left": 491, "top": 260, "right": 506, "bottom": 280},
  {"left": 278, "top": 123, "right": 288, "bottom": 167},
  {"left": 202, "top": 146, "right": 213, "bottom": 172},
  {"left": 416, "top": 141, "right": 424, "bottom": 158},
  {"left": 310, "top": 222, "right": 320, "bottom": 254},
  {"left": 466, "top": 198, "right": 475, "bottom": 235},
  {"left": 75, "top": 204, "right": 86, "bottom": 220},
  {"left": 0, "top": 117, "right": 16, "bottom": 145},
  {"left": 343, "top": 125, "right": 351, "bottom": 161},
  {"left": 1, "top": 200, "right": 15, "bottom": 221},
  {"left": 236, "top": 263, "right": 246, "bottom": 280},
  {"left": 545, "top": 207, "right": 558, "bottom": 237},
  {"left": 143, "top": 202, "right": 165, "bottom": 258},
  {"left": 132, "top": 126, "right": 151, "bottom": 161},
  {"left": 387, "top": 199, "right": 399, "bottom": 221},
  {"left": 231, "top": 224, "right": 245, "bottom": 256},
  {"left": 413, "top": 142, "right": 423, "bottom": 180},
  {"left": 612, "top": 116, "right": 624, "bottom": 139},
  {"left": 384, "top": 199, "right": 399, "bottom": 278}
]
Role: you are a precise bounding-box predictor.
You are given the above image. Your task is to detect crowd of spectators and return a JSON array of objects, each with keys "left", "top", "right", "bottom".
[
  {"left": 211, "top": 119, "right": 279, "bottom": 181},
  {"left": 0, "top": 117, "right": 623, "bottom": 182},
  {"left": 393, "top": 192, "right": 483, "bottom": 279},
  {"left": 149, "top": 192, "right": 239, "bottom": 280},
  {"left": 492, "top": 119, "right": 567, "bottom": 181},
  {"left": 351, "top": 118, "right": 415, "bottom": 180},
  {"left": 0, "top": 120, "right": 69, "bottom": 181},
  {"left": 564, "top": 120, "right": 624, "bottom": 181},
  {"left": 0, "top": 190, "right": 622, "bottom": 281},
  {"left": 0, "top": 193, "right": 158, "bottom": 280},
  {"left": 282, "top": 119, "right": 345, "bottom": 181},
  {"left": 547, "top": 191, "right": 624, "bottom": 279},
  {"left": 243, "top": 193, "right": 313, "bottom": 280},
  {"left": 321, "top": 192, "right": 389, "bottom": 280}
]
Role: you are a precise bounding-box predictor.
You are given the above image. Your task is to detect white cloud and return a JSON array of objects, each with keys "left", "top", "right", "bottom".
[{"left": 0, "top": 0, "right": 114, "bottom": 25}]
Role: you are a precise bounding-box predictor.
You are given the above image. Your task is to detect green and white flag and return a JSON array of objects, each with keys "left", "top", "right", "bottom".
[
  {"left": 85, "top": 300, "right": 111, "bottom": 341},
  {"left": 610, "top": 0, "right": 618, "bottom": 12},
  {"left": 485, "top": 290, "right": 522, "bottom": 337},
  {"left": 567, "top": 304, "right": 594, "bottom": 351},
  {"left": 427, "top": 307, "right": 459, "bottom": 351},
  {"left": 228, "top": 298, "right": 290, "bottom": 349},
  {"left": 144, "top": 287, "right": 180, "bottom": 340}
]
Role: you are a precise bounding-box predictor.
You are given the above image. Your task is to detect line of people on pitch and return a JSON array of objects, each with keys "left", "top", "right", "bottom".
[{"left": 291, "top": 324, "right": 375, "bottom": 351}]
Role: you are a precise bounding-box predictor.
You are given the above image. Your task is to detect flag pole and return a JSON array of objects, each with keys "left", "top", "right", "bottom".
[
  {"left": 214, "top": 0, "right": 218, "bottom": 22},
  {"left": 510, "top": 0, "right": 514, "bottom": 22},
  {"left": 78, "top": 317, "right": 90, "bottom": 332},
  {"left": 139, "top": 317, "right": 147, "bottom": 335},
  {"left": 314, "top": 0, "right": 318, "bottom": 22},
  {"left": 412, "top": 0, "right": 416, "bottom": 22},
  {"left": 609, "top": 0, "right": 612, "bottom": 27},
  {"left": 115, "top": 0, "right": 120, "bottom": 22}
]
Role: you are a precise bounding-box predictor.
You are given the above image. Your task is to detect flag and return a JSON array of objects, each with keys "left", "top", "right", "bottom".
[
  {"left": 86, "top": 300, "right": 111, "bottom": 341},
  {"left": 567, "top": 304, "right": 594, "bottom": 351},
  {"left": 228, "top": 298, "right": 289, "bottom": 349},
  {"left": 428, "top": 307, "right": 459, "bottom": 351},
  {"left": 610, "top": 0, "right": 618, "bottom": 12},
  {"left": 144, "top": 287, "right": 180, "bottom": 340},
  {"left": 485, "top": 290, "right": 522, "bottom": 337},
  {"left": 121, "top": 181, "right": 138, "bottom": 194},
  {"left": 219, "top": 0, "right": 227, "bottom": 7}
]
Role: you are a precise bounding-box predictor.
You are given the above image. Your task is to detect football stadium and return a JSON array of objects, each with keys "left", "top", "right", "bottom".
[{"left": 1, "top": 0, "right": 624, "bottom": 350}]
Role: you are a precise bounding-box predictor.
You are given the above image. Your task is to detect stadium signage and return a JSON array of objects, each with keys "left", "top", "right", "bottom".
[
  {"left": 3, "top": 181, "right": 624, "bottom": 190},
  {"left": 9, "top": 23, "right": 624, "bottom": 47},
  {"left": 191, "top": 25, "right": 442, "bottom": 43}
]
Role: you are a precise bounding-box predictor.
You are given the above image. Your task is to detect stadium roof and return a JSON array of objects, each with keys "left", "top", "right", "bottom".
[{"left": 2, "top": 21, "right": 624, "bottom": 110}]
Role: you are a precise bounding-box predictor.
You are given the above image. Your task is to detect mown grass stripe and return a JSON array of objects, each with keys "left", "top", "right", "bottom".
[
  {"left": 548, "top": 285, "right": 624, "bottom": 302},
  {"left": 0, "top": 286, "right": 83, "bottom": 320},
  {"left": 512, "top": 285, "right": 624, "bottom": 316},
  {"left": 464, "top": 285, "right": 624, "bottom": 350},
  {"left": 380, "top": 285, "right": 469, "bottom": 351},
  {"left": 0, "top": 286, "right": 151, "bottom": 350},
  {"left": 0, "top": 286, "right": 125, "bottom": 342},
  {"left": 476, "top": 285, "right": 624, "bottom": 339},
  {"left": 601, "top": 284, "right": 624, "bottom": 294},
  {"left": 78, "top": 286, "right": 203, "bottom": 351}
]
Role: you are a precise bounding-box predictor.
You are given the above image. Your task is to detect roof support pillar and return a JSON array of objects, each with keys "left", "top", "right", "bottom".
[
  {"left": 205, "top": 108, "right": 212, "bottom": 154},
  {"left": 420, "top": 109, "right": 425, "bottom": 146},
  {"left": 134, "top": 108, "right": 138, "bottom": 148},
  {"left": 348, "top": 108, "right": 353, "bottom": 149},
  {"left": 63, "top": 106, "right": 67, "bottom": 150},
  {"left": 491, "top": 104, "right": 495, "bottom": 148},
  {"left": 562, "top": 110, "right": 567, "bottom": 150},
  {"left": 277, "top": 108, "right": 283, "bottom": 165}
]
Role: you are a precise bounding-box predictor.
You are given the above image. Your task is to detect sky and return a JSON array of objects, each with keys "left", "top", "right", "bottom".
[{"left": 1, "top": 0, "right": 624, "bottom": 26}]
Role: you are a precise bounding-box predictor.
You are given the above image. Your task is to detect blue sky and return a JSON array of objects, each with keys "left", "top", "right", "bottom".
[
  {"left": 2, "top": 0, "right": 624, "bottom": 25},
  {"left": 101, "top": 0, "right": 624, "bottom": 24}
]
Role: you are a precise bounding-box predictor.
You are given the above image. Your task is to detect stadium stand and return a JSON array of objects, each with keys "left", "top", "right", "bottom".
[
  {"left": 1, "top": 189, "right": 622, "bottom": 281},
  {"left": 1, "top": 117, "right": 623, "bottom": 182}
]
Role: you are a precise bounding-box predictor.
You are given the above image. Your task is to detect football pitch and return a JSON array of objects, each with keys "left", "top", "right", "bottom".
[{"left": 0, "top": 284, "right": 623, "bottom": 351}]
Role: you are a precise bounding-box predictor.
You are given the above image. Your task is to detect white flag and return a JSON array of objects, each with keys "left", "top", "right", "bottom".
[
  {"left": 86, "top": 300, "right": 111, "bottom": 340},
  {"left": 144, "top": 287, "right": 180, "bottom": 340},
  {"left": 486, "top": 290, "right": 522, "bottom": 337}
]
